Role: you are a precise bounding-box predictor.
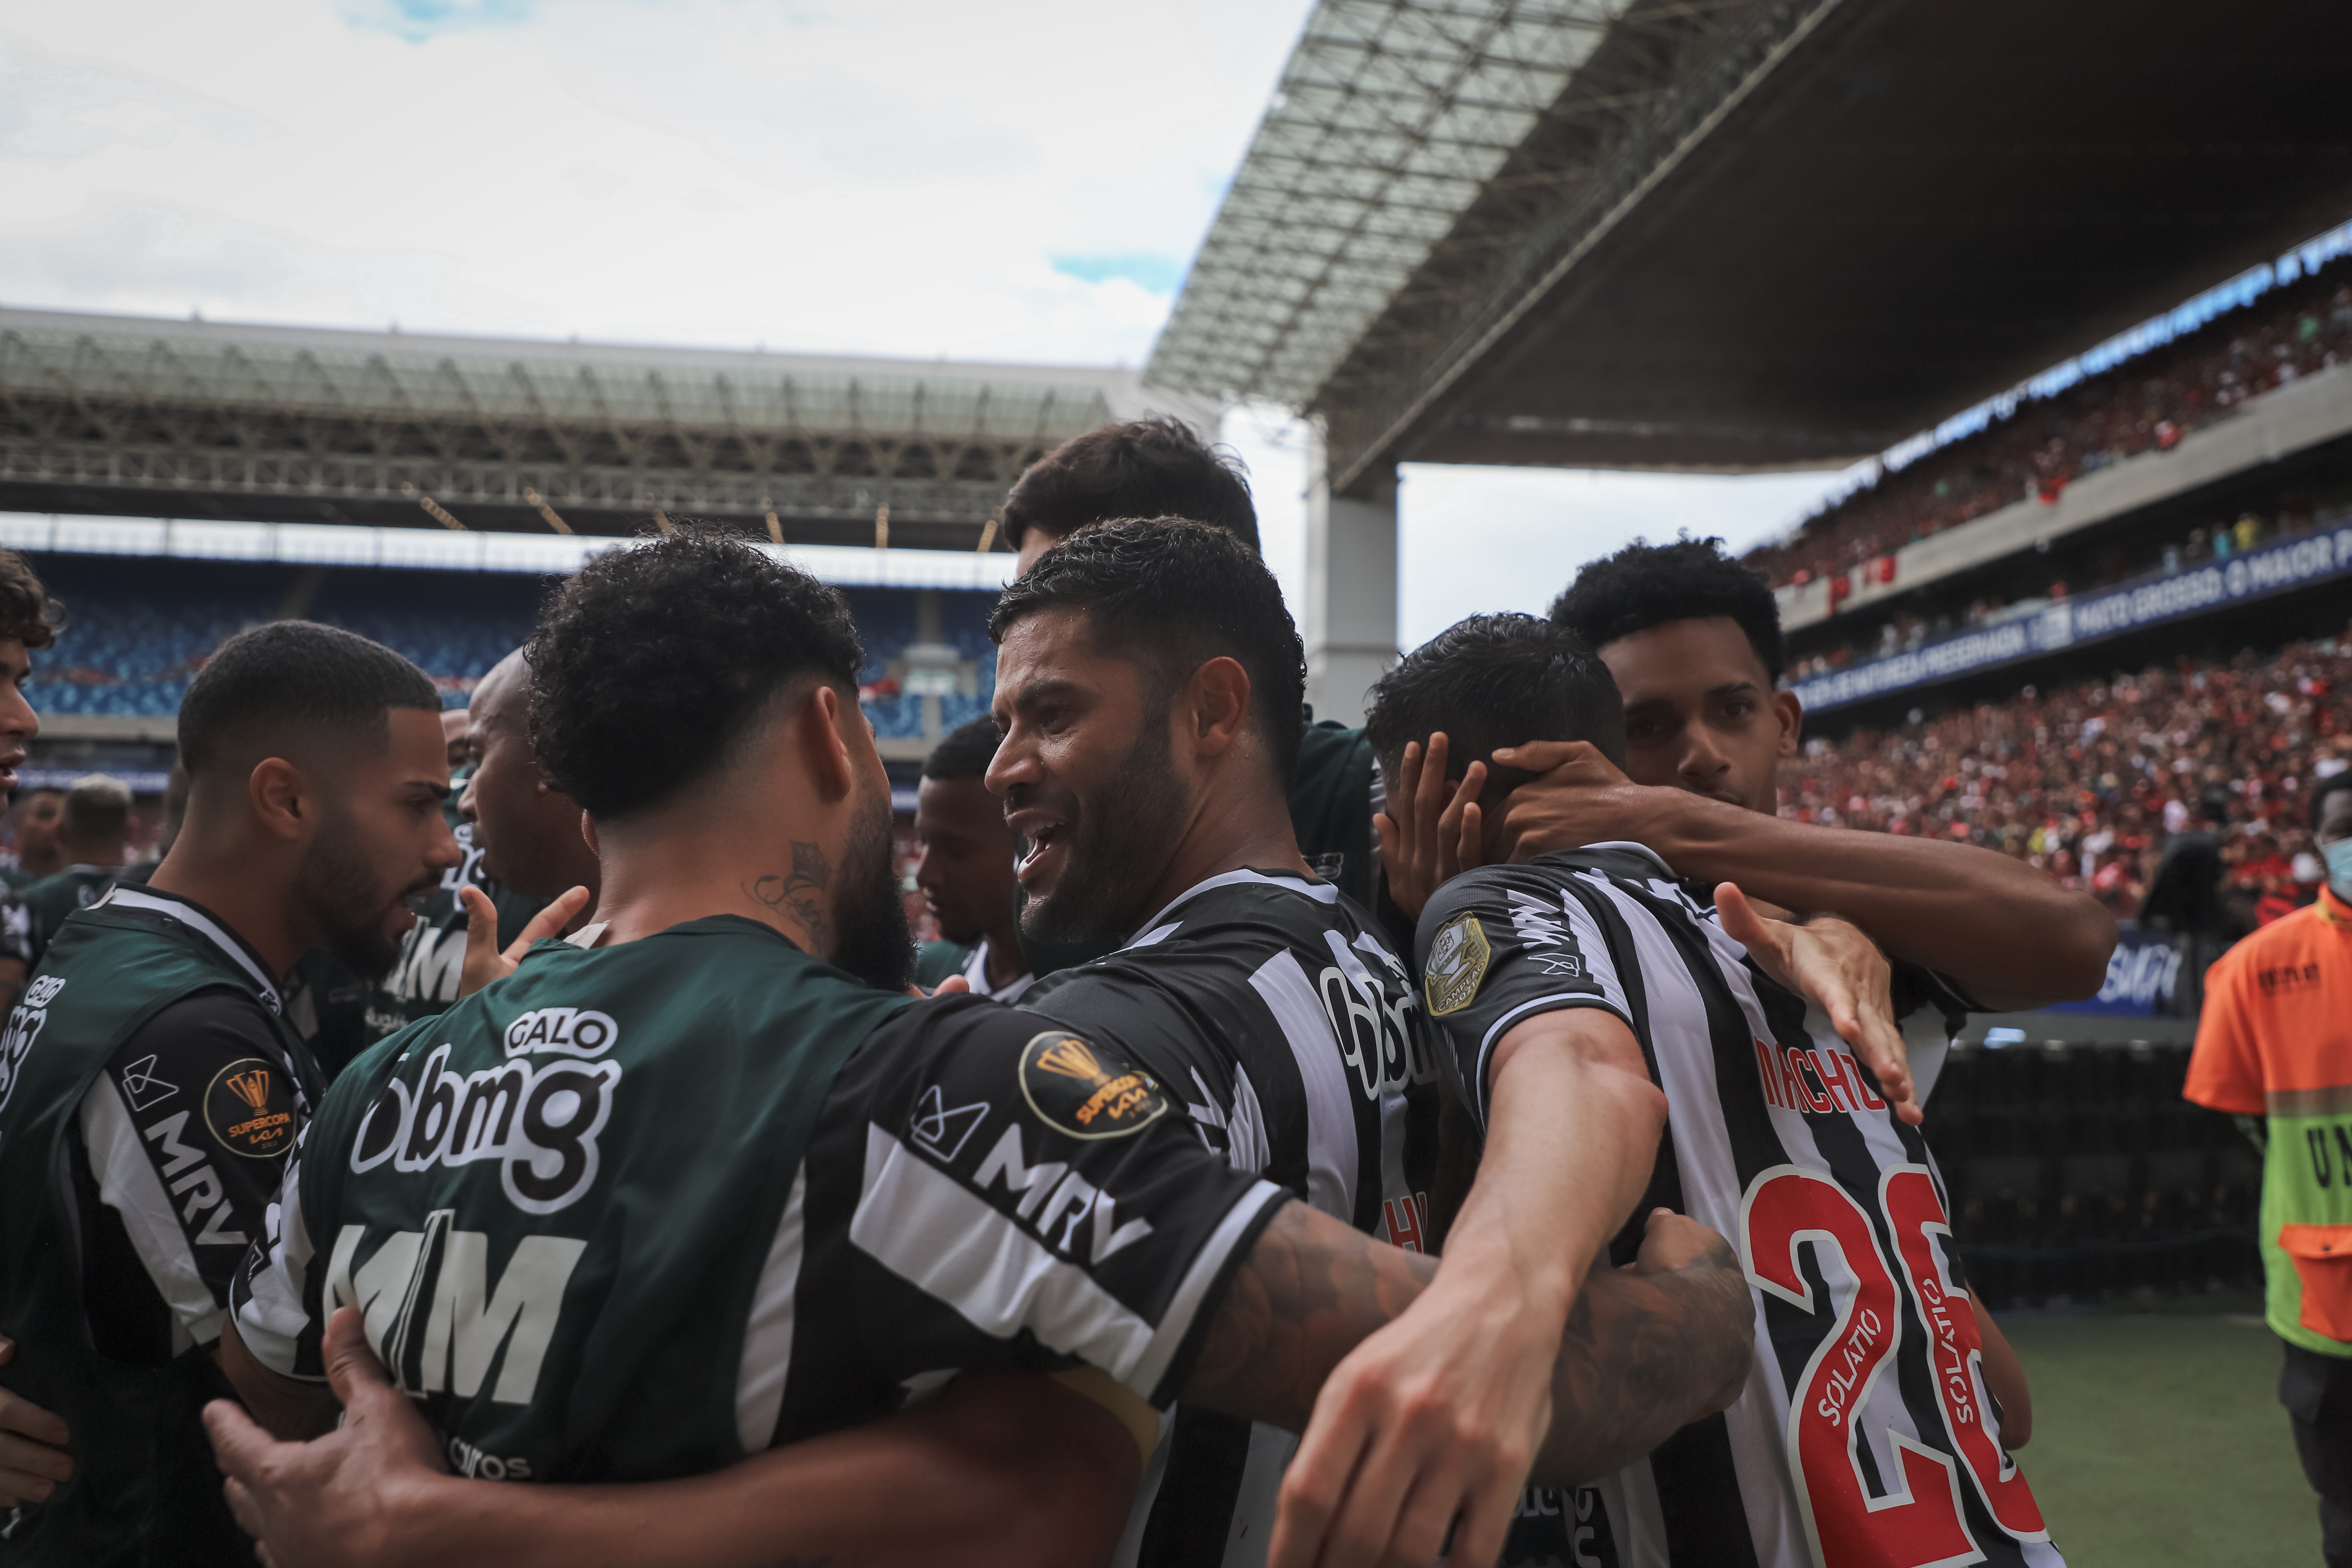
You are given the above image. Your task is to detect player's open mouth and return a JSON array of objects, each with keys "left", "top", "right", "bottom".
[
  {"left": 1014, "top": 822, "right": 1065, "bottom": 885},
  {"left": 0, "top": 748, "right": 22, "bottom": 791}
]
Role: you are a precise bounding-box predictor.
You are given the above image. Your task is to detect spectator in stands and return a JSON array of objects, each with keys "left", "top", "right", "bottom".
[
  {"left": 2142, "top": 787, "right": 2242, "bottom": 1011},
  {"left": 1747, "top": 256, "right": 2352, "bottom": 591},
  {"left": 911, "top": 716, "right": 1031, "bottom": 1000},
  {"left": 2183, "top": 768, "right": 2352, "bottom": 1568},
  {"left": 20, "top": 774, "right": 132, "bottom": 958},
  {"left": 4, "top": 787, "right": 64, "bottom": 888},
  {"left": 1783, "top": 626, "right": 2352, "bottom": 927}
]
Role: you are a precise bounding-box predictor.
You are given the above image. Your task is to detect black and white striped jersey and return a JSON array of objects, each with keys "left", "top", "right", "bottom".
[
  {"left": 1417, "top": 844, "right": 2062, "bottom": 1568},
  {"left": 1024, "top": 867, "right": 1444, "bottom": 1568}
]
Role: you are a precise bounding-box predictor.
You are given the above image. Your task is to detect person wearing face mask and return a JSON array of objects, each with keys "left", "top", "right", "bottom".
[{"left": 2185, "top": 767, "right": 2352, "bottom": 1568}]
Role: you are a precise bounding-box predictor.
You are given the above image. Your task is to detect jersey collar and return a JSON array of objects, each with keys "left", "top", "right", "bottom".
[
  {"left": 1126, "top": 865, "right": 1339, "bottom": 945},
  {"left": 97, "top": 884, "right": 286, "bottom": 1015}
]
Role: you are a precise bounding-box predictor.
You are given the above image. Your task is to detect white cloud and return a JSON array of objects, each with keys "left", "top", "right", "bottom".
[{"left": 2, "top": 0, "right": 1856, "bottom": 641}]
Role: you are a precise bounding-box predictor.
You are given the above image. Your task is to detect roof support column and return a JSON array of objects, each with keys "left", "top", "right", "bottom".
[{"left": 1302, "top": 419, "right": 1398, "bottom": 728}]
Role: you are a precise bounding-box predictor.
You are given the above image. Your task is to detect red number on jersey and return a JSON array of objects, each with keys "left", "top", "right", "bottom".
[
  {"left": 1882, "top": 1167, "right": 2048, "bottom": 1542},
  {"left": 1741, "top": 1167, "right": 1976, "bottom": 1568}
]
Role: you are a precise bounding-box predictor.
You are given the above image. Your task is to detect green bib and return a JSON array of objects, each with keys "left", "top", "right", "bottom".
[
  {"left": 306, "top": 916, "right": 909, "bottom": 1482},
  {"left": 0, "top": 904, "right": 312, "bottom": 1567}
]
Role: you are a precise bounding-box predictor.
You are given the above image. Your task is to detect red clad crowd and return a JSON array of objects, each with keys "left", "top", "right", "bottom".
[
  {"left": 1745, "top": 256, "right": 2352, "bottom": 593},
  {"left": 1781, "top": 626, "right": 2352, "bottom": 925}
]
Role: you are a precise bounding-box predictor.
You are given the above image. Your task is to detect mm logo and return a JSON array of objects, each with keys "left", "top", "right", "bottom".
[
  {"left": 1018, "top": 1032, "right": 1168, "bottom": 1141},
  {"left": 225, "top": 1069, "right": 272, "bottom": 1110}
]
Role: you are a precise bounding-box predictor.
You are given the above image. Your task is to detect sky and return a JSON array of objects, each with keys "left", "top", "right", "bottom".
[{"left": 0, "top": 0, "right": 1856, "bottom": 651}]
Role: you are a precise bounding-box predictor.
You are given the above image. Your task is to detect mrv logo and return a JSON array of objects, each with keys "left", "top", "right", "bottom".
[
  {"left": 328, "top": 1209, "right": 584, "bottom": 1409},
  {"left": 350, "top": 1009, "right": 623, "bottom": 1213}
]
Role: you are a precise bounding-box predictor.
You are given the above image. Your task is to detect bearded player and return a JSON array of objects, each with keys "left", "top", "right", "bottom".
[{"left": 207, "top": 528, "right": 1753, "bottom": 1568}]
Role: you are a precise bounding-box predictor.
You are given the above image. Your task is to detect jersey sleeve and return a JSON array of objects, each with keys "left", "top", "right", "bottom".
[
  {"left": 74, "top": 990, "right": 309, "bottom": 1347},
  {"left": 1413, "top": 866, "right": 1633, "bottom": 1131},
  {"left": 815, "top": 994, "right": 1290, "bottom": 1408},
  {"left": 2184, "top": 947, "right": 2266, "bottom": 1115}
]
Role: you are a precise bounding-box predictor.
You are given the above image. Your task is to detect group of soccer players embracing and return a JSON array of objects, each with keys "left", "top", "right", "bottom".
[{"left": 0, "top": 416, "right": 2120, "bottom": 1568}]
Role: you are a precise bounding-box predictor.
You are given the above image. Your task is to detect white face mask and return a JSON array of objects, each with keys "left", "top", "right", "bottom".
[{"left": 2328, "top": 838, "right": 2352, "bottom": 901}]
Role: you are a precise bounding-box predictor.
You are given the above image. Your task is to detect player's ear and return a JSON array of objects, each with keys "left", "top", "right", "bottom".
[
  {"left": 247, "top": 756, "right": 309, "bottom": 842},
  {"left": 1186, "top": 656, "right": 1253, "bottom": 757},
  {"left": 1773, "top": 690, "right": 1802, "bottom": 757},
  {"left": 803, "top": 681, "right": 858, "bottom": 803}
]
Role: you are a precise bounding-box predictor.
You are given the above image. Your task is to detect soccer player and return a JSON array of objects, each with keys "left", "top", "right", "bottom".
[
  {"left": 2183, "top": 769, "right": 2352, "bottom": 1568},
  {"left": 206, "top": 528, "right": 1752, "bottom": 1568},
  {"left": 1369, "top": 613, "right": 2064, "bottom": 1568},
  {"left": 18, "top": 775, "right": 133, "bottom": 958},
  {"left": 365, "top": 652, "right": 558, "bottom": 1043},
  {"left": 0, "top": 620, "right": 463, "bottom": 1564},
  {"left": 1001, "top": 416, "right": 1382, "bottom": 907},
  {"left": 3, "top": 787, "right": 65, "bottom": 889},
  {"left": 911, "top": 716, "right": 1031, "bottom": 999}
]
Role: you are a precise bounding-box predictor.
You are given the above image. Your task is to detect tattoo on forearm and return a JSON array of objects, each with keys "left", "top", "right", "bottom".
[
  {"left": 1184, "top": 1201, "right": 1438, "bottom": 1431},
  {"left": 751, "top": 842, "right": 833, "bottom": 953},
  {"left": 1534, "top": 1259, "right": 1756, "bottom": 1485}
]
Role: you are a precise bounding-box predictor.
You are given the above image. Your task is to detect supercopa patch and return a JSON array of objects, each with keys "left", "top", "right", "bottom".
[
  {"left": 205, "top": 1056, "right": 298, "bottom": 1159},
  {"left": 1018, "top": 1031, "right": 1168, "bottom": 1141},
  {"left": 1423, "top": 912, "right": 1492, "bottom": 1017}
]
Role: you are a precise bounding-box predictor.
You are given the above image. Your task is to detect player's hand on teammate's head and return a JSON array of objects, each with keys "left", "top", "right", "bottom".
[
  {"left": 204, "top": 1307, "right": 451, "bottom": 1568},
  {"left": 1375, "top": 732, "right": 1487, "bottom": 920},
  {"left": 1486, "top": 740, "right": 1648, "bottom": 865},
  {"left": 1714, "top": 884, "right": 1921, "bottom": 1126},
  {"left": 459, "top": 883, "right": 591, "bottom": 999},
  {"left": 0, "top": 1336, "right": 73, "bottom": 1508}
]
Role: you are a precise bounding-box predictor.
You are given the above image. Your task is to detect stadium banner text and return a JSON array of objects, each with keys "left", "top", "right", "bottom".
[
  {"left": 1791, "top": 518, "right": 2352, "bottom": 713},
  {"left": 2044, "top": 922, "right": 2181, "bottom": 1017}
]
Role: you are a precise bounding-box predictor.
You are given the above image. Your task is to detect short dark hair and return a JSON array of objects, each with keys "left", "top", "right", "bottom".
[
  {"left": 0, "top": 550, "right": 62, "bottom": 651},
  {"left": 178, "top": 621, "right": 440, "bottom": 778},
  {"left": 1365, "top": 615, "right": 1625, "bottom": 809},
  {"left": 1550, "top": 537, "right": 1786, "bottom": 684},
  {"left": 1001, "top": 418, "right": 1258, "bottom": 553},
  {"left": 528, "top": 527, "right": 865, "bottom": 819},
  {"left": 2311, "top": 769, "right": 2352, "bottom": 836},
  {"left": 62, "top": 775, "right": 132, "bottom": 843},
  {"left": 990, "top": 517, "right": 1305, "bottom": 780},
  {"left": 923, "top": 716, "right": 1001, "bottom": 783}
]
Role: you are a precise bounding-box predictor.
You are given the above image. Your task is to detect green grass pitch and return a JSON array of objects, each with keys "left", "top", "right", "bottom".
[{"left": 2007, "top": 1312, "right": 2321, "bottom": 1565}]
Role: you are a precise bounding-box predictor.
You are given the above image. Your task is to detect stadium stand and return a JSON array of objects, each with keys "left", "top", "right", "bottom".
[
  {"left": 1748, "top": 253, "right": 2352, "bottom": 592},
  {"left": 18, "top": 553, "right": 979, "bottom": 747},
  {"left": 1781, "top": 629, "right": 2349, "bottom": 922}
]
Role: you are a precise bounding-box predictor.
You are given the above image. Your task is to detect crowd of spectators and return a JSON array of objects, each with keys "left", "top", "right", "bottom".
[
  {"left": 1745, "top": 256, "right": 2352, "bottom": 592},
  {"left": 1784, "top": 490, "right": 2352, "bottom": 681},
  {"left": 1781, "top": 625, "right": 2352, "bottom": 926}
]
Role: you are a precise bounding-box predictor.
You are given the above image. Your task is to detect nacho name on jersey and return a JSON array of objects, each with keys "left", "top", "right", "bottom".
[{"left": 347, "top": 1006, "right": 622, "bottom": 1215}]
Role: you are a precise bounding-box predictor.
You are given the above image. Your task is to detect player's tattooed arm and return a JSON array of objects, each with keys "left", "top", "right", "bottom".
[
  {"left": 1183, "top": 1199, "right": 1752, "bottom": 1483},
  {"left": 750, "top": 842, "right": 833, "bottom": 955}
]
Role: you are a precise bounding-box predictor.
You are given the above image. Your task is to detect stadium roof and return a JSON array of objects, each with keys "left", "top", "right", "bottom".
[
  {"left": 0, "top": 309, "right": 1216, "bottom": 549},
  {"left": 1150, "top": 0, "right": 2352, "bottom": 491}
]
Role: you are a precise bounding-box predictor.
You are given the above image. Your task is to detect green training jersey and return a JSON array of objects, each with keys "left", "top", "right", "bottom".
[{"left": 233, "top": 916, "right": 1286, "bottom": 1483}]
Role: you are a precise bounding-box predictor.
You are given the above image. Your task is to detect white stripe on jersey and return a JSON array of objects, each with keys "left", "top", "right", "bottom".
[
  {"left": 1244, "top": 948, "right": 1359, "bottom": 1221},
  {"left": 1471, "top": 886, "right": 1635, "bottom": 1126},
  {"left": 236, "top": 1134, "right": 322, "bottom": 1378},
  {"left": 80, "top": 1075, "right": 224, "bottom": 1350},
  {"left": 849, "top": 1123, "right": 1285, "bottom": 1400},
  {"left": 1131, "top": 867, "right": 1339, "bottom": 937},
  {"left": 735, "top": 1164, "right": 807, "bottom": 1452},
  {"left": 1572, "top": 870, "right": 1812, "bottom": 1566},
  {"left": 102, "top": 885, "right": 284, "bottom": 1015}
]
